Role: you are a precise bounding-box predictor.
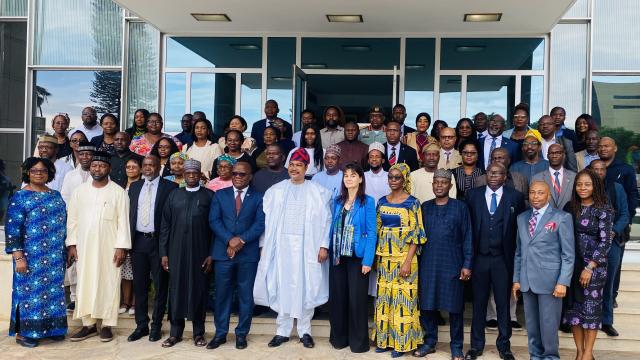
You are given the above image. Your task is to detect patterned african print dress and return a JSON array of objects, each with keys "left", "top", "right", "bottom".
[
  {"left": 4, "top": 189, "right": 68, "bottom": 339},
  {"left": 372, "top": 195, "right": 427, "bottom": 352}
]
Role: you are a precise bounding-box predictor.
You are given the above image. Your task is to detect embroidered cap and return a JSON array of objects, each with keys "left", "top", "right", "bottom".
[
  {"left": 290, "top": 147, "right": 310, "bottom": 165},
  {"left": 38, "top": 134, "right": 58, "bottom": 144},
  {"left": 77, "top": 141, "right": 96, "bottom": 152},
  {"left": 433, "top": 168, "right": 452, "bottom": 181},
  {"left": 183, "top": 158, "right": 201, "bottom": 171},
  {"left": 368, "top": 142, "right": 385, "bottom": 154},
  {"left": 325, "top": 144, "right": 341, "bottom": 158}
]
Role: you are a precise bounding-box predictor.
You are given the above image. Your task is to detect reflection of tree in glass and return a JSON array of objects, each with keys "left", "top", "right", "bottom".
[
  {"left": 600, "top": 126, "right": 640, "bottom": 172},
  {"left": 34, "top": 85, "right": 51, "bottom": 117},
  {"left": 90, "top": 71, "right": 121, "bottom": 114}
]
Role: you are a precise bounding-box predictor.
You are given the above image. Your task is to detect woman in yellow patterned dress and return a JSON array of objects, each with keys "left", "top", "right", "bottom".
[{"left": 373, "top": 162, "right": 427, "bottom": 357}]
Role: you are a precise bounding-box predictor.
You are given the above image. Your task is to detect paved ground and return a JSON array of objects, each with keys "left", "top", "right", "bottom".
[{"left": 1, "top": 323, "right": 638, "bottom": 360}]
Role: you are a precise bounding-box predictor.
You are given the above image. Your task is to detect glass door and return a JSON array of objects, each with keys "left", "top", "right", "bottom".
[{"left": 292, "top": 64, "right": 308, "bottom": 132}]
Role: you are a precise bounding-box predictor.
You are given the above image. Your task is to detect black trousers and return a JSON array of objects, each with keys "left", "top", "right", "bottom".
[
  {"left": 470, "top": 253, "right": 512, "bottom": 353},
  {"left": 132, "top": 233, "right": 169, "bottom": 330},
  {"left": 170, "top": 318, "right": 205, "bottom": 338},
  {"left": 328, "top": 256, "right": 370, "bottom": 353}
]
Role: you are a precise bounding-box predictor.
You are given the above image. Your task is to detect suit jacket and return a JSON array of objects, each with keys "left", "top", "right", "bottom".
[
  {"left": 209, "top": 186, "right": 265, "bottom": 262},
  {"left": 575, "top": 150, "right": 587, "bottom": 171},
  {"left": 532, "top": 168, "right": 576, "bottom": 210},
  {"left": 250, "top": 118, "right": 293, "bottom": 147},
  {"left": 556, "top": 136, "right": 578, "bottom": 172},
  {"left": 477, "top": 135, "right": 520, "bottom": 171},
  {"left": 465, "top": 186, "right": 526, "bottom": 275},
  {"left": 403, "top": 124, "right": 416, "bottom": 134},
  {"left": 328, "top": 195, "right": 378, "bottom": 267},
  {"left": 128, "top": 177, "right": 178, "bottom": 250},
  {"left": 437, "top": 148, "right": 463, "bottom": 170},
  {"left": 382, "top": 142, "right": 419, "bottom": 172},
  {"left": 474, "top": 171, "right": 528, "bottom": 196},
  {"left": 513, "top": 206, "right": 575, "bottom": 294}
]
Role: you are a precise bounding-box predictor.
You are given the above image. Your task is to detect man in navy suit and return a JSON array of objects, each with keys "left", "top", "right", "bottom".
[
  {"left": 464, "top": 162, "right": 526, "bottom": 360},
  {"left": 382, "top": 120, "right": 419, "bottom": 172},
  {"left": 208, "top": 161, "right": 265, "bottom": 350},
  {"left": 391, "top": 103, "right": 416, "bottom": 134},
  {"left": 477, "top": 114, "right": 519, "bottom": 171},
  {"left": 250, "top": 100, "right": 293, "bottom": 147}
]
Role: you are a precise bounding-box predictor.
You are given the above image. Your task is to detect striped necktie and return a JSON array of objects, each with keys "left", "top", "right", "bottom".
[
  {"left": 389, "top": 146, "right": 397, "bottom": 165},
  {"left": 529, "top": 210, "right": 539, "bottom": 237}
]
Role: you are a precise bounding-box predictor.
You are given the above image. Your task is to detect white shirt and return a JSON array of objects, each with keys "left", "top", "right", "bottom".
[
  {"left": 541, "top": 136, "right": 556, "bottom": 160},
  {"left": 478, "top": 130, "right": 488, "bottom": 139},
  {"left": 549, "top": 166, "right": 564, "bottom": 191},
  {"left": 364, "top": 169, "right": 390, "bottom": 205},
  {"left": 292, "top": 131, "right": 302, "bottom": 148},
  {"left": 386, "top": 142, "right": 401, "bottom": 161},
  {"left": 531, "top": 202, "right": 550, "bottom": 232},
  {"left": 69, "top": 123, "right": 103, "bottom": 141},
  {"left": 186, "top": 185, "right": 200, "bottom": 192},
  {"left": 483, "top": 135, "right": 503, "bottom": 169},
  {"left": 484, "top": 186, "right": 504, "bottom": 213},
  {"left": 136, "top": 176, "right": 159, "bottom": 233},
  {"left": 232, "top": 185, "right": 248, "bottom": 202}
]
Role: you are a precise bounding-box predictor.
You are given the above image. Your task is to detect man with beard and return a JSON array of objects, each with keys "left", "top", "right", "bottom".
[
  {"left": 159, "top": 159, "right": 214, "bottom": 348},
  {"left": 35, "top": 134, "right": 73, "bottom": 191},
  {"left": 110, "top": 132, "right": 144, "bottom": 188},
  {"left": 336, "top": 121, "right": 368, "bottom": 169},
  {"left": 477, "top": 114, "right": 519, "bottom": 170},
  {"left": 538, "top": 115, "right": 577, "bottom": 172},
  {"left": 532, "top": 144, "right": 576, "bottom": 210},
  {"left": 359, "top": 105, "right": 387, "bottom": 145},
  {"left": 411, "top": 143, "right": 456, "bottom": 204},
  {"left": 69, "top": 106, "right": 103, "bottom": 140},
  {"left": 473, "top": 112, "right": 489, "bottom": 139},
  {"left": 127, "top": 155, "right": 178, "bottom": 342},
  {"left": 576, "top": 130, "right": 600, "bottom": 171},
  {"left": 319, "top": 106, "right": 345, "bottom": 148},
  {"left": 312, "top": 145, "right": 343, "bottom": 199},
  {"left": 510, "top": 129, "right": 549, "bottom": 183},
  {"left": 251, "top": 144, "right": 290, "bottom": 193},
  {"left": 363, "top": 142, "right": 389, "bottom": 205},
  {"left": 251, "top": 100, "right": 293, "bottom": 147},
  {"left": 66, "top": 151, "right": 131, "bottom": 342},
  {"left": 254, "top": 148, "right": 332, "bottom": 349},
  {"left": 391, "top": 103, "right": 415, "bottom": 134}
]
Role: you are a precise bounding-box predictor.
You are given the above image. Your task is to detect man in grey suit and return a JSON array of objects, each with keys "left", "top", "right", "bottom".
[
  {"left": 512, "top": 181, "right": 575, "bottom": 360},
  {"left": 532, "top": 143, "right": 576, "bottom": 210}
]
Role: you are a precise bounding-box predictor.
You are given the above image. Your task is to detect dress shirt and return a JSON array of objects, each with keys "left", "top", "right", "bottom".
[
  {"left": 484, "top": 186, "right": 504, "bottom": 213},
  {"left": 136, "top": 176, "right": 160, "bottom": 233},
  {"left": 69, "top": 123, "right": 103, "bottom": 140},
  {"left": 364, "top": 169, "right": 390, "bottom": 205},
  {"left": 483, "top": 134, "right": 503, "bottom": 169},
  {"left": 584, "top": 151, "right": 600, "bottom": 167},
  {"left": 386, "top": 142, "right": 401, "bottom": 161},
  {"left": 232, "top": 185, "right": 248, "bottom": 202},
  {"left": 541, "top": 136, "right": 556, "bottom": 160},
  {"left": 531, "top": 202, "right": 550, "bottom": 232},
  {"left": 478, "top": 130, "right": 488, "bottom": 139},
  {"left": 186, "top": 185, "right": 200, "bottom": 192},
  {"left": 292, "top": 130, "right": 302, "bottom": 147},
  {"left": 320, "top": 126, "right": 345, "bottom": 148}
]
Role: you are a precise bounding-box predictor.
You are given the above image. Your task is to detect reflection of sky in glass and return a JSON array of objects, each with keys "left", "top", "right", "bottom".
[
  {"left": 466, "top": 77, "right": 510, "bottom": 118},
  {"left": 34, "top": 70, "right": 119, "bottom": 131},
  {"left": 268, "top": 89, "right": 292, "bottom": 123},
  {"left": 405, "top": 91, "right": 433, "bottom": 130},
  {"left": 522, "top": 76, "right": 544, "bottom": 124},
  {"left": 241, "top": 74, "right": 262, "bottom": 131},
  {"left": 166, "top": 38, "right": 214, "bottom": 68},
  {"left": 190, "top": 73, "right": 216, "bottom": 124},
  {"left": 164, "top": 73, "right": 186, "bottom": 132},
  {"left": 439, "top": 76, "right": 461, "bottom": 123},
  {"left": 532, "top": 41, "right": 545, "bottom": 70}
]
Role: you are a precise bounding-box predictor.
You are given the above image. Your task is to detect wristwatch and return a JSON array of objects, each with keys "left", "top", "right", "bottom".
[{"left": 585, "top": 262, "right": 596, "bottom": 271}]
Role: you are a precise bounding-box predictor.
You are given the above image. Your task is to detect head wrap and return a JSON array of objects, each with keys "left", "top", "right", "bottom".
[
  {"left": 218, "top": 154, "right": 237, "bottom": 166},
  {"left": 389, "top": 163, "right": 412, "bottom": 194},
  {"left": 422, "top": 142, "right": 441, "bottom": 153},
  {"left": 433, "top": 168, "right": 452, "bottom": 181},
  {"left": 77, "top": 141, "right": 96, "bottom": 152},
  {"left": 368, "top": 142, "right": 385, "bottom": 154},
  {"left": 183, "top": 158, "right": 201, "bottom": 171},
  {"left": 38, "top": 134, "right": 58, "bottom": 145},
  {"left": 525, "top": 129, "right": 543, "bottom": 144},
  {"left": 325, "top": 144, "right": 341, "bottom": 158},
  {"left": 91, "top": 151, "right": 111, "bottom": 165},
  {"left": 169, "top": 152, "right": 189, "bottom": 161},
  {"left": 290, "top": 147, "right": 310, "bottom": 165}
]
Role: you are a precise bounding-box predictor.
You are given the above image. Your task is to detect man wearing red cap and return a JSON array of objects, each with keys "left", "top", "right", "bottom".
[{"left": 254, "top": 147, "right": 332, "bottom": 349}]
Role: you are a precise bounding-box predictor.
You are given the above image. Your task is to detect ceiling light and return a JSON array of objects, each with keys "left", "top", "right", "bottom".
[
  {"left": 326, "top": 14, "right": 363, "bottom": 23},
  {"left": 455, "top": 45, "right": 486, "bottom": 53},
  {"left": 342, "top": 45, "right": 370, "bottom": 52},
  {"left": 191, "top": 13, "right": 231, "bottom": 22},
  {"left": 271, "top": 76, "right": 292, "bottom": 81},
  {"left": 230, "top": 44, "right": 260, "bottom": 50},
  {"left": 302, "top": 63, "right": 327, "bottom": 69},
  {"left": 405, "top": 64, "right": 425, "bottom": 70},
  {"left": 464, "top": 13, "right": 502, "bottom": 22}
]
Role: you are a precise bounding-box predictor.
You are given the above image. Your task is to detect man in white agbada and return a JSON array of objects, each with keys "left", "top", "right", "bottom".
[
  {"left": 254, "top": 147, "right": 332, "bottom": 349},
  {"left": 66, "top": 151, "right": 131, "bottom": 342},
  {"left": 60, "top": 141, "right": 95, "bottom": 312}
]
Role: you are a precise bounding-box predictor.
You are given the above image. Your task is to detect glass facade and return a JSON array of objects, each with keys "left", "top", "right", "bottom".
[
  {"left": 126, "top": 22, "right": 160, "bottom": 127},
  {"left": 441, "top": 38, "right": 544, "bottom": 71},
  {"left": 592, "top": 0, "right": 640, "bottom": 71},
  {"left": 301, "top": 38, "right": 400, "bottom": 70},
  {"left": 0, "top": 22, "right": 26, "bottom": 128},
  {"left": 1, "top": 0, "right": 27, "bottom": 16},
  {"left": 166, "top": 37, "right": 262, "bottom": 68},
  {"left": 267, "top": 37, "right": 295, "bottom": 123},
  {"left": 404, "top": 38, "right": 435, "bottom": 128},
  {"left": 466, "top": 75, "right": 516, "bottom": 121}
]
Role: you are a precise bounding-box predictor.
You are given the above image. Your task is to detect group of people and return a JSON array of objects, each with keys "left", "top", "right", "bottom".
[{"left": 5, "top": 100, "right": 636, "bottom": 360}]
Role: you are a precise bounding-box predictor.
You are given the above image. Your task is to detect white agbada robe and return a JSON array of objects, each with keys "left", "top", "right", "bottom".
[
  {"left": 66, "top": 180, "right": 131, "bottom": 326},
  {"left": 254, "top": 179, "right": 332, "bottom": 320}
]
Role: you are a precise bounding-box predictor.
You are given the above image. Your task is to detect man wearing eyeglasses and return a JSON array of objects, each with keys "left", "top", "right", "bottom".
[
  {"left": 208, "top": 160, "right": 265, "bottom": 350},
  {"left": 510, "top": 130, "right": 550, "bottom": 184},
  {"left": 69, "top": 106, "right": 103, "bottom": 140},
  {"left": 437, "top": 127, "right": 462, "bottom": 170},
  {"left": 34, "top": 134, "right": 74, "bottom": 191}
]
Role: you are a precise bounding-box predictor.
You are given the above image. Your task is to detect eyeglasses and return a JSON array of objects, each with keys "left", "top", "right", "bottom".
[
  {"left": 387, "top": 175, "right": 404, "bottom": 181},
  {"left": 440, "top": 135, "right": 456, "bottom": 140},
  {"left": 513, "top": 115, "right": 528, "bottom": 119},
  {"left": 231, "top": 171, "right": 249, "bottom": 178},
  {"left": 548, "top": 151, "right": 564, "bottom": 156},
  {"left": 461, "top": 151, "right": 478, "bottom": 156},
  {"left": 70, "top": 139, "right": 81, "bottom": 144},
  {"left": 522, "top": 141, "right": 539, "bottom": 146},
  {"left": 29, "top": 169, "right": 48, "bottom": 175},
  {"left": 487, "top": 171, "right": 506, "bottom": 177}
]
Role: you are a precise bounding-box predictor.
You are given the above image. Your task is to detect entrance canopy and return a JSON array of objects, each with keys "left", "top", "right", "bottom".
[{"left": 114, "top": 0, "right": 575, "bottom": 35}]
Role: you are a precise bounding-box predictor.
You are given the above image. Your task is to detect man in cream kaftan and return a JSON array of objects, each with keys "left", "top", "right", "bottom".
[
  {"left": 253, "top": 147, "right": 332, "bottom": 348},
  {"left": 66, "top": 153, "right": 131, "bottom": 334}
]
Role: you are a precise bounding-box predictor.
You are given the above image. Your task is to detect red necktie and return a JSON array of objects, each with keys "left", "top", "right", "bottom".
[
  {"left": 235, "top": 189, "right": 243, "bottom": 215},
  {"left": 389, "top": 146, "right": 397, "bottom": 165}
]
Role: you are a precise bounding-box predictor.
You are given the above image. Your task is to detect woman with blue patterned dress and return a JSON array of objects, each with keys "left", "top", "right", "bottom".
[
  {"left": 372, "top": 163, "right": 427, "bottom": 358},
  {"left": 4, "top": 157, "right": 68, "bottom": 347}
]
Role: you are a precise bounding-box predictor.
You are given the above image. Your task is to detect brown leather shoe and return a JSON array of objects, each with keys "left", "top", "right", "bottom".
[
  {"left": 69, "top": 325, "right": 98, "bottom": 342},
  {"left": 100, "top": 326, "right": 113, "bottom": 342}
]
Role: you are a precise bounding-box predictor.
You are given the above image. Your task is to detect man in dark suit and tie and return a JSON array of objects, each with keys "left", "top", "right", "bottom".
[
  {"left": 513, "top": 181, "right": 574, "bottom": 360},
  {"left": 208, "top": 160, "right": 265, "bottom": 350},
  {"left": 127, "top": 155, "right": 178, "bottom": 342},
  {"left": 382, "top": 120, "right": 419, "bottom": 172},
  {"left": 464, "top": 162, "right": 526, "bottom": 360},
  {"left": 391, "top": 103, "right": 416, "bottom": 134},
  {"left": 477, "top": 114, "right": 519, "bottom": 171},
  {"left": 250, "top": 100, "right": 293, "bottom": 148}
]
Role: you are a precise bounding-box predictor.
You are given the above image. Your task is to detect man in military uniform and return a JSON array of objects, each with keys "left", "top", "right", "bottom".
[{"left": 359, "top": 105, "right": 387, "bottom": 145}]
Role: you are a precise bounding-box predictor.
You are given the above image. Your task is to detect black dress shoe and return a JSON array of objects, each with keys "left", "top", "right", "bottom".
[
  {"left": 485, "top": 319, "right": 498, "bottom": 329},
  {"left": 16, "top": 337, "right": 38, "bottom": 348},
  {"left": 300, "top": 333, "right": 315, "bottom": 348},
  {"left": 510, "top": 320, "right": 523, "bottom": 331},
  {"left": 464, "top": 348, "right": 483, "bottom": 360},
  {"left": 601, "top": 324, "right": 619, "bottom": 337},
  {"left": 127, "top": 328, "right": 149, "bottom": 342},
  {"left": 149, "top": 328, "right": 162, "bottom": 342},
  {"left": 559, "top": 323, "right": 572, "bottom": 333},
  {"left": 236, "top": 336, "right": 248, "bottom": 349},
  {"left": 268, "top": 335, "right": 289, "bottom": 347},
  {"left": 613, "top": 299, "right": 618, "bottom": 308},
  {"left": 499, "top": 350, "right": 515, "bottom": 360},
  {"left": 206, "top": 337, "right": 226, "bottom": 349}
]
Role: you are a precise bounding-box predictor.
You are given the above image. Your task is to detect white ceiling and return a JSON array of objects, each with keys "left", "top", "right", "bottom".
[{"left": 114, "top": 0, "right": 575, "bottom": 35}]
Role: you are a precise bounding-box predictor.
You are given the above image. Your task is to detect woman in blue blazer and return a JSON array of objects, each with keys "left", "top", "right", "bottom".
[{"left": 328, "top": 163, "right": 377, "bottom": 353}]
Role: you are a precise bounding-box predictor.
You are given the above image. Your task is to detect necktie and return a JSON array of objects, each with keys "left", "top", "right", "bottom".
[
  {"left": 490, "top": 193, "right": 497, "bottom": 215},
  {"left": 140, "top": 182, "right": 152, "bottom": 226},
  {"left": 553, "top": 171, "right": 561, "bottom": 196},
  {"left": 235, "top": 189, "right": 243, "bottom": 215},
  {"left": 490, "top": 137, "right": 497, "bottom": 154},
  {"left": 529, "top": 210, "right": 539, "bottom": 237},
  {"left": 389, "top": 146, "right": 397, "bottom": 166},
  {"left": 445, "top": 151, "right": 451, "bottom": 165}
]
